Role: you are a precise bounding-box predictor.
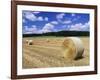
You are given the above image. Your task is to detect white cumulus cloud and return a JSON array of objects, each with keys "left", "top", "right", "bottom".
[
  {"left": 69, "top": 22, "right": 90, "bottom": 31},
  {"left": 56, "top": 13, "right": 65, "bottom": 19},
  {"left": 24, "top": 12, "right": 47, "bottom": 22},
  {"left": 22, "top": 19, "right": 26, "bottom": 23},
  {"left": 51, "top": 21, "right": 58, "bottom": 25},
  {"left": 23, "top": 22, "right": 56, "bottom": 34},
  {"left": 25, "top": 12, "right": 37, "bottom": 21},
  {"left": 41, "top": 23, "right": 55, "bottom": 33},
  {"left": 24, "top": 25, "right": 38, "bottom": 34},
  {"left": 38, "top": 16, "right": 44, "bottom": 21},
  {"left": 71, "top": 13, "right": 75, "bottom": 17},
  {"left": 56, "top": 13, "right": 72, "bottom": 24}
]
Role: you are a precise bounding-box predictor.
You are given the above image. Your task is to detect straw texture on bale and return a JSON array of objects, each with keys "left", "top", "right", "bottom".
[{"left": 62, "top": 37, "right": 84, "bottom": 60}]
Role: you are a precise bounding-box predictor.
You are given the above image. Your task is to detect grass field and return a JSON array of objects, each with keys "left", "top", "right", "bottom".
[{"left": 22, "top": 36, "right": 90, "bottom": 69}]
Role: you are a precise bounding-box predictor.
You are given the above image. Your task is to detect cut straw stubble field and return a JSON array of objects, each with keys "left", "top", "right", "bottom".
[{"left": 22, "top": 37, "right": 89, "bottom": 69}]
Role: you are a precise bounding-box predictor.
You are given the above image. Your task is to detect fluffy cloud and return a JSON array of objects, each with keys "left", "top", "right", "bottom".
[
  {"left": 24, "top": 25, "right": 38, "bottom": 34},
  {"left": 81, "top": 22, "right": 90, "bottom": 31},
  {"left": 69, "top": 23, "right": 82, "bottom": 31},
  {"left": 24, "top": 12, "right": 37, "bottom": 21},
  {"left": 22, "top": 19, "right": 26, "bottom": 23},
  {"left": 69, "top": 22, "right": 90, "bottom": 31},
  {"left": 41, "top": 23, "right": 55, "bottom": 33},
  {"left": 71, "top": 13, "right": 75, "bottom": 17},
  {"left": 72, "top": 16, "right": 80, "bottom": 21},
  {"left": 23, "top": 22, "right": 56, "bottom": 34},
  {"left": 23, "top": 11, "right": 48, "bottom": 22},
  {"left": 38, "top": 16, "right": 44, "bottom": 21},
  {"left": 44, "top": 17, "right": 49, "bottom": 21},
  {"left": 56, "top": 13, "right": 65, "bottom": 19},
  {"left": 51, "top": 21, "right": 58, "bottom": 25},
  {"left": 56, "top": 13, "right": 72, "bottom": 24}
]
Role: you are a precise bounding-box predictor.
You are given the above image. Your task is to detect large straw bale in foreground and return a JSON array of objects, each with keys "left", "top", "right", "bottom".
[{"left": 62, "top": 37, "right": 84, "bottom": 60}]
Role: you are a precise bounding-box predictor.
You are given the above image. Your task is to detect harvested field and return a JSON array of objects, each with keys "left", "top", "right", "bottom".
[{"left": 22, "top": 37, "right": 89, "bottom": 69}]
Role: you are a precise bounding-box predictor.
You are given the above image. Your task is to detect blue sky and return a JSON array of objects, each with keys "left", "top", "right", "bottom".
[{"left": 22, "top": 10, "right": 90, "bottom": 34}]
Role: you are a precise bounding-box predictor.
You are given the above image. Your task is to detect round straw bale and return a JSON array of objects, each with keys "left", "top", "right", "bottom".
[
  {"left": 28, "top": 40, "right": 33, "bottom": 45},
  {"left": 62, "top": 37, "right": 84, "bottom": 60},
  {"left": 46, "top": 39, "right": 50, "bottom": 42}
]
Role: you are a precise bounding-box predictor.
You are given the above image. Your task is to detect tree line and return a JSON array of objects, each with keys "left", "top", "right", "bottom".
[{"left": 23, "top": 31, "right": 89, "bottom": 37}]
